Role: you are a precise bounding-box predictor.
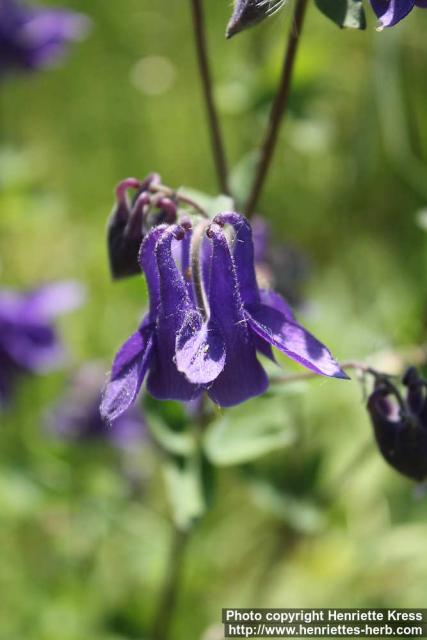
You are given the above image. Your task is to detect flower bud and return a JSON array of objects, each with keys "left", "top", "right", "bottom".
[
  {"left": 367, "top": 370, "right": 427, "bottom": 482},
  {"left": 107, "top": 178, "right": 144, "bottom": 279},
  {"left": 226, "top": 0, "right": 286, "bottom": 38}
]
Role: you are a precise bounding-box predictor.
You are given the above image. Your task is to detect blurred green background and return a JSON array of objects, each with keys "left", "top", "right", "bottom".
[{"left": 1, "top": 1, "right": 427, "bottom": 638}]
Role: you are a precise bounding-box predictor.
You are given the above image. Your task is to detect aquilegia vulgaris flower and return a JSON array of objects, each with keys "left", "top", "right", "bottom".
[
  {"left": 47, "top": 364, "right": 145, "bottom": 448},
  {"left": 0, "top": 281, "right": 84, "bottom": 406},
  {"left": 371, "top": 0, "right": 427, "bottom": 27},
  {"left": 367, "top": 367, "right": 427, "bottom": 481},
  {"left": 0, "top": 0, "right": 89, "bottom": 78},
  {"left": 101, "top": 211, "right": 347, "bottom": 424}
]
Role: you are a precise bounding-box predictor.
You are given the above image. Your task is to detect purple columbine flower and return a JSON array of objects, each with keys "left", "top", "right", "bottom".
[
  {"left": 101, "top": 212, "right": 346, "bottom": 423},
  {"left": 371, "top": 0, "right": 427, "bottom": 27},
  {"left": 0, "top": 281, "right": 84, "bottom": 406},
  {"left": 0, "top": 0, "right": 89, "bottom": 78},
  {"left": 367, "top": 367, "right": 427, "bottom": 481},
  {"left": 47, "top": 364, "right": 145, "bottom": 448}
]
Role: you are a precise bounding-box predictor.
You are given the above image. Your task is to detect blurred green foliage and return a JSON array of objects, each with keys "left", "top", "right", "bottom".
[{"left": 1, "top": 1, "right": 427, "bottom": 638}]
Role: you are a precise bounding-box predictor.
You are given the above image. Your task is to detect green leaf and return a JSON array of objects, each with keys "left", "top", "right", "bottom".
[
  {"left": 314, "top": 0, "right": 366, "bottom": 29},
  {"left": 178, "top": 187, "right": 234, "bottom": 218},
  {"left": 203, "top": 397, "right": 296, "bottom": 466},
  {"left": 247, "top": 478, "right": 326, "bottom": 534},
  {"left": 147, "top": 414, "right": 195, "bottom": 456},
  {"left": 163, "top": 454, "right": 207, "bottom": 531},
  {"left": 145, "top": 398, "right": 194, "bottom": 456}
]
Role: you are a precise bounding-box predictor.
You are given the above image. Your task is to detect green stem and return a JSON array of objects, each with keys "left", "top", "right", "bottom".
[
  {"left": 190, "top": 0, "right": 231, "bottom": 195},
  {"left": 151, "top": 527, "right": 190, "bottom": 640},
  {"left": 244, "top": 0, "right": 309, "bottom": 217}
]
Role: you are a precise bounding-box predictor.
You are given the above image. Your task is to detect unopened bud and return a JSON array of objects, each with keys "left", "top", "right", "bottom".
[{"left": 226, "top": 0, "right": 287, "bottom": 38}]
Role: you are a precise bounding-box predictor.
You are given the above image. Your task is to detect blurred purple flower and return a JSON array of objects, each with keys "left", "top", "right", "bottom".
[
  {"left": 251, "top": 216, "right": 309, "bottom": 308},
  {"left": 101, "top": 213, "right": 346, "bottom": 424},
  {"left": 48, "top": 364, "right": 145, "bottom": 448},
  {"left": 367, "top": 367, "right": 427, "bottom": 482},
  {"left": 371, "top": 0, "right": 427, "bottom": 27},
  {"left": 0, "top": 0, "right": 89, "bottom": 78},
  {"left": 0, "top": 281, "right": 84, "bottom": 406}
]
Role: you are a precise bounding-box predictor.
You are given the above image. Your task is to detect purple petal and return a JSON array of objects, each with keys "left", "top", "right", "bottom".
[
  {"left": 371, "top": 0, "right": 415, "bottom": 26},
  {"left": 101, "top": 323, "right": 153, "bottom": 424},
  {"left": 146, "top": 226, "right": 200, "bottom": 401},
  {"left": 139, "top": 224, "right": 168, "bottom": 322},
  {"left": 251, "top": 216, "right": 270, "bottom": 265},
  {"left": 259, "top": 288, "right": 295, "bottom": 321},
  {"left": 23, "top": 281, "right": 85, "bottom": 320},
  {"left": 176, "top": 310, "right": 226, "bottom": 384},
  {"left": 214, "top": 212, "right": 260, "bottom": 305},
  {"left": 206, "top": 224, "right": 268, "bottom": 407},
  {"left": 2, "top": 323, "right": 63, "bottom": 371},
  {"left": 22, "top": 10, "right": 90, "bottom": 67},
  {"left": 246, "top": 303, "right": 348, "bottom": 379}
]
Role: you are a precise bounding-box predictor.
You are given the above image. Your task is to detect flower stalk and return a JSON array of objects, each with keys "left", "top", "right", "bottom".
[
  {"left": 190, "top": 0, "right": 231, "bottom": 195},
  {"left": 151, "top": 527, "right": 190, "bottom": 640},
  {"left": 245, "top": 0, "right": 309, "bottom": 217}
]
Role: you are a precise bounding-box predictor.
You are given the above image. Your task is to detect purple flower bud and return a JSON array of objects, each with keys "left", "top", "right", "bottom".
[
  {"left": 367, "top": 370, "right": 427, "bottom": 482},
  {"left": 226, "top": 0, "right": 286, "bottom": 38},
  {"left": 107, "top": 178, "right": 146, "bottom": 280},
  {"left": 107, "top": 175, "right": 181, "bottom": 280}
]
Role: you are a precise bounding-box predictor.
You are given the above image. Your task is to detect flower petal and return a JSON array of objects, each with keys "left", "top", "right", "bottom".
[
  {"left": 146, "top": 226, "right": 201, "bottom": 401},
  {"left": 138, "top": 224, "right": 168, "bottom": 322},
  {"left": 23, "top": 281, "right": 85, "bottom": 320},
  {"left": 371, "top": 0, "right": 415, "bottom": 26},
  {"left": 176, "top": 310, "right": 226, "bottom": 384},
  {"left": 101, "top": 323, "right": 153, "bottom": 425},
  {"left": 206, "top": 223, "right": 268, "bottom": 407},
  {"left": 214, "top": 212, "right": 260, "bottom": 305},
  {"left": 246, "top": 303, "right": 348, "bottom": 379},
  {"left": 259, "top": 288, "right": 295, "bottom": 321}
]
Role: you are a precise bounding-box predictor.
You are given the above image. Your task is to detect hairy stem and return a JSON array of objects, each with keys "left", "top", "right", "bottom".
[
  {"left": 245, "top": 0, "right": 309, "bottom": 217},
  {"left": 151, "top": 527, "right": 190, "bottom": 640},
  {"left": 190, "top": 0, "right": 231, "bottom": 195}
]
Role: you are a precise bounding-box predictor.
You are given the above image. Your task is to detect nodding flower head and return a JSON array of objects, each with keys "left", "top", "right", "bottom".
[
  {"left": 0, "top": 281, "right": 84, "bottom": 407},
  {"left": 370, "top": 0, "right": 427, "bottom": 28},
  {"left": 101, "top": 212, "right": 346, "bottom": 424},
  {"left": 226, "top": 0, "right": 287, "bottom": 38},
  {"left": 0, "top": 0, "right": 90, "bottom": 78},
  {"left": 367, "top": 367, "right": 427, "bottom": 482}
]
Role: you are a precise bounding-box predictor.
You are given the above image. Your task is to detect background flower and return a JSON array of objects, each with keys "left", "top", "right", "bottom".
[
  {"left": 0, "top": 281, "right": 84, "bottom": 406},
  {"left": 0, "top": 0, "right": 89, "bottom": 78}
]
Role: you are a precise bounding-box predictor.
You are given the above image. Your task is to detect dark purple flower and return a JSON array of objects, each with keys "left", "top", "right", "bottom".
[
  {"left": 0, "top": 281, "right": 84, "bottom": 406},
  {"left": 101, "top": 212, "right": 346, "bottom": 423},
  {"left": 371, "top": 0, "right": 427, "bottom": 27},
  {"left": 0, "top": 0, "right": 89, "bottom": 78},
  {"left": 367, "top": 367, "right": 427, "bottom": 481},
  {"left": 47, "top": 364, "right": 145, "bottom": 448}
]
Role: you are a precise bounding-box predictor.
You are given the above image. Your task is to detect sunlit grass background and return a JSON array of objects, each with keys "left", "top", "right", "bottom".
[{"left": 1, "top": 1, "right": 427, "bottom": 638}]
